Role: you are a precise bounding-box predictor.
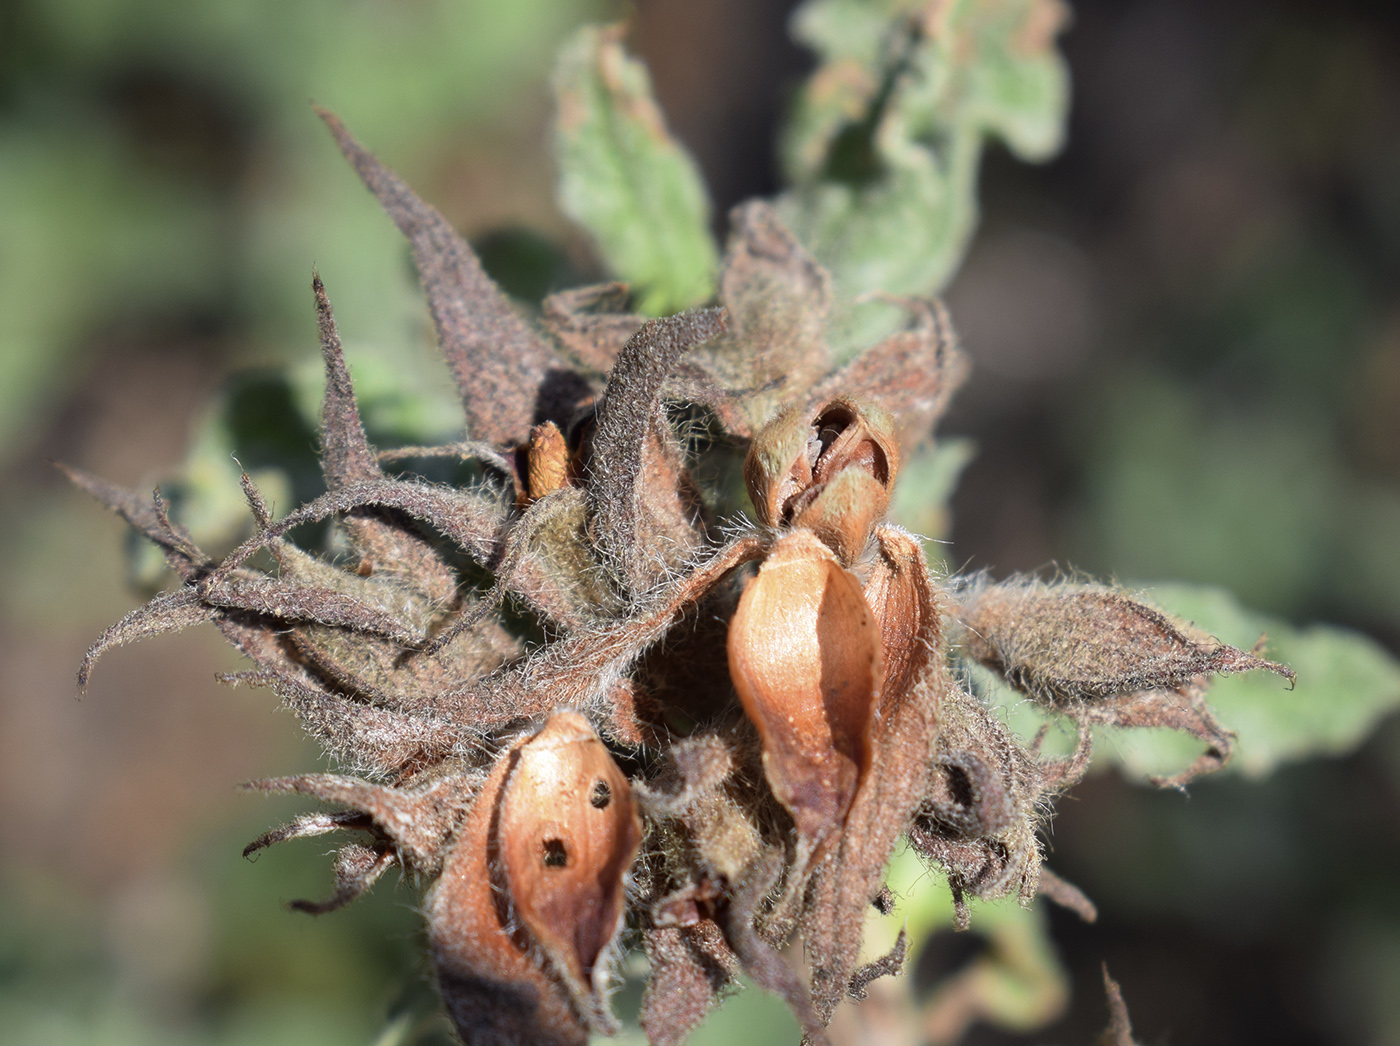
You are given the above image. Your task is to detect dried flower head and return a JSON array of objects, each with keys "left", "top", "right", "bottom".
[{"left": 74, "top": 111, "right": 1293, "bottom": 1044}]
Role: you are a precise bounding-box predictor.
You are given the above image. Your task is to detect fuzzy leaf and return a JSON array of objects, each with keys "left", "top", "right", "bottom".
[
  {"left": 200, "top": 572, "right": 420, "bottom": 646},
  {"left": 588, "top": 307, "right": 727, "bottom": 594},
  {"left": 1099, "top": 967, "right": 1144, "bottom": 1046},
  {"left": 288, "top": 843, "right": 396, "bottom": 915},
  {"left": 216, "top": 478, "right": 507, "bottom": 573},
  {"left": 640, "top": 922, "right": 739, "bottom": 1046},
  {"left": 247, "top": 670, "right": 461, "bottom": 779},
  {"left": 552, "top": 23, "right": 720, "bottom": 315},
  {"left": 78, "top": 587, "right": 216, "bottom": 689},
  {"left": 689, "top": 201, "right": 834, "bottom": 435},
  {"left": 807, "top": 297, "right": 967, "bottom": 451},
  {"left": 778, "top": 0, "right": 1070, "bottom": 347},
  {"left": 247, "top": 771, "right": 467, "bottom": 870},
  {"left": 313, "top": 273, "right": 382, "bottom": 489},
  {"left": 59, "top": 465, "right": 209, "bottom": 580},
  {"left": 976, "top": 585, "right": 1400, "bottom": 781},
  {"left": 541, "top": 282, "right": 647, "bottom": 374},
  {"left": 956, "top": 579, "right": 1293, "bottom": 705}
]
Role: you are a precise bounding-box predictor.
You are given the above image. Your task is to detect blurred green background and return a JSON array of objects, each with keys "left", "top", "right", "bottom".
[{"left": 4, "top": 1, "right": 1400, "bottom": 1044}]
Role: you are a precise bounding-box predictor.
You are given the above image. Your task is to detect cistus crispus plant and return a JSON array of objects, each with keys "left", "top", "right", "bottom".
[{"left": 69, "top": 10, "right": 1301, "bottom": 1046}]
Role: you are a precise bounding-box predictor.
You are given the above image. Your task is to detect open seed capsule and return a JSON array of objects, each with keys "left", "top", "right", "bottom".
[
  {"left": 744, "top": 399, "right": 900, "bottom": 563},
  {"left": 428, "top": 712, "right": 640, "bottom": 1044}
]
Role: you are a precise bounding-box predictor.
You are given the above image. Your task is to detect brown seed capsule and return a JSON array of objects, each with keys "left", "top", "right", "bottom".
[
  {"left": 428, "top": 738, "right": 587, "bottom": 1046},
  {"left": 499, "top": 711, "right": 641, "bottom": 1020},
  {"left": 744, "top": 399, "right": 900, "bottom": 562},
  {"left": 726, "top": 529, "right": 884, "bottom": 850},
  {"left": 427, "top": 712, "right": 640, "bottom": 1045}
]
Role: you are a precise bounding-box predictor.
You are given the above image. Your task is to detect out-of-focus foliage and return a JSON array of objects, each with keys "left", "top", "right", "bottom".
[
  {"left": 777, "top": 0, "right": 1069, "bottom": 348},
  {"left": 0, "top": 0, "right": 597, "bottom": 468},
  {"left": 857, "top": 848, "right": 1071, "bottom": 1044},
  {"left": 553, "top": 23, "right": 720, "bottom": 315},
  {"left": 1133, "top": 584, "right": 1400, "bottom": 777}
]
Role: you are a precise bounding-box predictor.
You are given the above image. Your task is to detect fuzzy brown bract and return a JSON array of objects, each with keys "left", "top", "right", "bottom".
[{"left": 74, "top": 112, "right": 1293, "bottom": 1045}]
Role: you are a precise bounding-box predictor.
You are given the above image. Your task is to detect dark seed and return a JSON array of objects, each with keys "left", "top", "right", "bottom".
[
  {"left": 590, "top": 780, "right": 612, "bottom": 809},
  {"left": 541, "top": 838, "right": 569, "bottom": 868}
]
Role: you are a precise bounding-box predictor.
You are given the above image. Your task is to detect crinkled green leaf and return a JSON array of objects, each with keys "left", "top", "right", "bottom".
[
  {"left": 976, "top": 584, "right": 1400, "bottom": 781},
  {"left": 552, "top": 24, "right": 719, "bottom": 315},
  {"left": 777, "top": 0, "right": 1069, "bottom": 348}
]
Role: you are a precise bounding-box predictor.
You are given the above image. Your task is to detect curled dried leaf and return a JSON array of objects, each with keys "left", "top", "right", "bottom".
[{"left": 726, "top": 529, "right": 882, "bottom": 852}]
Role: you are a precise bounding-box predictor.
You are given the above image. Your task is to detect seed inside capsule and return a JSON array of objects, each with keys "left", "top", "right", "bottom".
[
  {"left": 541, "top": 837, "right": 569, "bottom": 868},
  {"left": 590, "top": 779, "right": 612, "bottom": 809}
]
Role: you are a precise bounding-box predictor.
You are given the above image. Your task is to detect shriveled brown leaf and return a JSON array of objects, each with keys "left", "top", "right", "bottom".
[
  {"left": 1098, "top": 966, "right": 1143, "bottom": 1046},
  {"left": 640, "top": 921, "right": 739, "bottom": 1046},
  {"left": 588, "top": 307, "right": 726, "bottom": 595},
  {"left": 287, "top": 842, "right": 396, "bottom": 915},
  {"left": 199, "top": 571, "right": 420, "bottom": 646},
  {"left": 541, "top": 282, "right": 646, "bottom": 374},
  {"left": 214, "top": 478, "right": 507, "bottom": 575},
  {"left": 242, "top": 670, "right": 461, "bottom": 779},
  {"left": 78, "top": 588, "right": 217, "bottom": 689},
  {"left": 691, "top": 201, "right": 833, "bottom": 436},
  {"left": 246, "top": 770, "right": 470, "bottom": 871},
  {"left": 808, "top": 297, "right": 966, "bottom": 452},
  {"left": 313, "top": 273, "right": 382, "bottom": 488},
  {"left": 59, "top": 464, "right": 208, "bottom": 579}
]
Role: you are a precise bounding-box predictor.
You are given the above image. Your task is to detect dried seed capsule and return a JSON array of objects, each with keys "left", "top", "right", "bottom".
[
  {"left": 499, "top": 711, "right": 641, "bottom": 1022},
  {"left": 744, "top": 399, "right": 900, "bottom": 562},
  {"left": 792, "top": 468, "right": 888, "bottom": 569},
  {"left": 726, "top": 529, "right": 884, "bottom": 851},
  {"left": 427, "top": 712, "right": 640, "bottom": 1045}
]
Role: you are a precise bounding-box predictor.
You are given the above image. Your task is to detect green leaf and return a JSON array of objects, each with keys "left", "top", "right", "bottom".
[
  {"left": 975, "top": 584, "right": 1400, "bottom": 781},
  {"left": 777, "top": 0, "right": 1070, "bottom": 347},
  {"left": 552, "top": 24, "right": 720, "bottom": 315}
]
